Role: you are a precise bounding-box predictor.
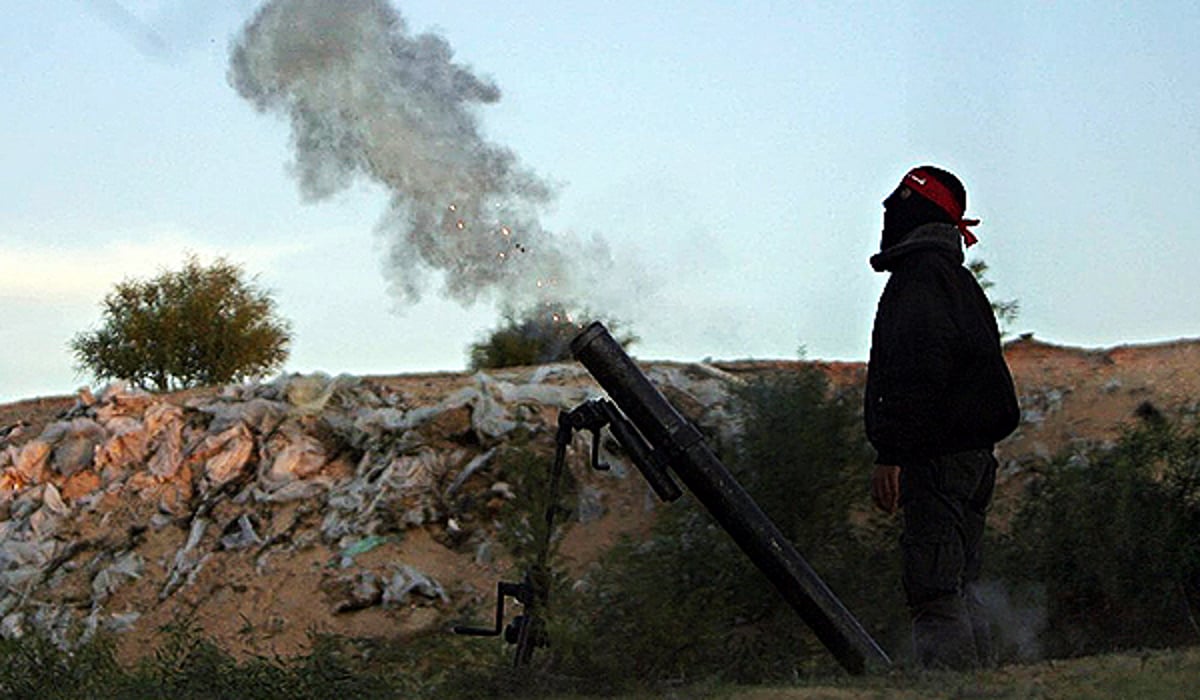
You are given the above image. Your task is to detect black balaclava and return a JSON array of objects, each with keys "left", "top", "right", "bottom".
[{"left": 880, "top": 165, "right": 967, "bottom": 251}]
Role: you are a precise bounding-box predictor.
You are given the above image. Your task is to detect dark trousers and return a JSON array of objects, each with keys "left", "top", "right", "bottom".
[{"left": 899, "top": 448, "right": 997, "bottom": 670}]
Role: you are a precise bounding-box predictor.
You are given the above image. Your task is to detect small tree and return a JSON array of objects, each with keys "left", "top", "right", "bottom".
[
  {"left": 467, "top": 305, "right": 636, "bottom": 371},
  {"left": 969, "top": 259, "right": 1020, "bottom": 336},
  {"left": 71, "top": 255, "right": 292, "bottom": 392}
]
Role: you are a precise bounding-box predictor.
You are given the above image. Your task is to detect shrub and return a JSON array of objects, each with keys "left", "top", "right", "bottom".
[
  {"left": 0, "top": 630, "right": 124, "bottom": 699},
  {"left": 71, "top": 255, "right": 292, "bottom": 392},
  {"left": 542, "top": 369, "right": 903, "bottom": 687},
  {"left": 467, "top": 306, "right": 635, "bottom": 371},
  {"left": 998, "top": 414, "right": 1200, "bottom": 657}
]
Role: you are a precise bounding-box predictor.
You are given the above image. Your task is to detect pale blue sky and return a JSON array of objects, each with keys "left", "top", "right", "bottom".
[{"left": 2, "top": 1, "right": 1198, "bottom": 402}]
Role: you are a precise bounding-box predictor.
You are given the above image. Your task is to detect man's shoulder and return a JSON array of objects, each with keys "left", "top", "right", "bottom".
[{"left": 886, "top": 253, "right": 960, "bottom": 291}]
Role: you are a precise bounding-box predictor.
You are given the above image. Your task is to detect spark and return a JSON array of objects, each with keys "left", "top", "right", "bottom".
[
  {"left": 448, "top": 203, "right": 457, "bottom": 212},
  {"left": 455, "top": 219, "right": 465, "bottom": 230},
  {"left": 500, "top": 226, "right": 511, "bottom": 237}
]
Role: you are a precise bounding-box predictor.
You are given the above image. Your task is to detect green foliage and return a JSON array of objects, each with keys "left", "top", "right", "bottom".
[
  {"left": 730, "top": 371, "right": 873, "bottom": 541},
  {"left": 490, "top": 443, "right": 576, "bottom": 568},
  {"left": 5, "top": 623, "right": 1200, "bottom": 699},
  {"left": 997, "top": 414, "right": 1200, "bottom": 657},
  {"left": 468, "top": 306, "right": 636, "bottom": 371},
  {"left": 0, "top": 620, "right": 419, "bottom": 699},
  {"left": 71, "top": 255, "right": 292, "bottom": 392},
  {"left": 968, "top": 259, "right": 1020, "bottom": 336},
  {"left": 540, "top": 369, "right": 904, "bottom": 688},
  {"left": 0, "top": 630, "right": 124, "bottom": 699},
  {"left": 126, "top": 619, "right": 405, "bottom": 698}
]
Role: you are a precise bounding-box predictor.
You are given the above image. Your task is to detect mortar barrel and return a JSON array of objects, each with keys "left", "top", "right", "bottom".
[{"left": 570, "top": 321, "right": 891, "bottom": 675}]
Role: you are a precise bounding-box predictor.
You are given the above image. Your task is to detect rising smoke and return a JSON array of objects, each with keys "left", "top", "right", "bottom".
[
  {"left": 228, "top": 0, "right": 615, "bottom": 311},
  {"left": 973, "top": 579, "right": 1047, "bottom": 662}
]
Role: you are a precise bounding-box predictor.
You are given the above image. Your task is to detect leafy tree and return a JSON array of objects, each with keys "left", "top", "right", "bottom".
[
  {"left": 968, "top": 259, "right": 1020, "bottom": 336},
  {"left": 71, "top": 255, "right": 292, "bottom": 392},
  {"left": 467, "top": 305, "right": 636, "bottom": 371}
]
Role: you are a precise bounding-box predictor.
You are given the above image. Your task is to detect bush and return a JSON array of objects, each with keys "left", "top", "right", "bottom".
[
  {"left": 539, "top": 369, "right": 903, "bottom": 688},
  {"left": 998, "top": 414, "right": 1200, "bottom": 657},
  {"left": 467, "top": 306, "right": 635, "bottom": 371},
  {"left": 135, "top": 621, "right": 407, "bottom": 699},
  {"left": 0, "top": 630, "right": 124, "bottom": 699},
  {"left": 71, "top": 255, "right": 292, "bottom": 392}
]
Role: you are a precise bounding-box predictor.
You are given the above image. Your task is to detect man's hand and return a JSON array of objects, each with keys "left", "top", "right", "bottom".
[{"left": 871, "top": 465, "right": 901, "bottom": 514}]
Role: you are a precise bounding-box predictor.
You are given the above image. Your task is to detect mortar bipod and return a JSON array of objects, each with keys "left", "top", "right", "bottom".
[{"left": 451, "top": 398, "right": 681, "bottom": 666}]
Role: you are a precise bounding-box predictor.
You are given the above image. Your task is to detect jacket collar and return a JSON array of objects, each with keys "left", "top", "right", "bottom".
[{"left": 870, "top": 222, "right": 964, "bottom": 272}]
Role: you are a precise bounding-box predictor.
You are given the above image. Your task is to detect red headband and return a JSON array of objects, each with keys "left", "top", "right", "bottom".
[{"left": 902, "top": 169, "right": 980, "bottom": 247}]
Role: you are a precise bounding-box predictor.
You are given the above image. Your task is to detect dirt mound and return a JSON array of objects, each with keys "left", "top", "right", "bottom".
[{"left": 0, "top": 337, "right": 1195, "bottom": 661}]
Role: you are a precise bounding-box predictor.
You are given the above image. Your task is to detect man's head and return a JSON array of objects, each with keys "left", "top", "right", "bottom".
[{"left": 881, "top": 165, "right": 974, "bottom": 250}]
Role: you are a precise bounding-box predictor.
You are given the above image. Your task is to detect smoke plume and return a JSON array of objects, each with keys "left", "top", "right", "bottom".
[
  {"left": 973, "top": 580, "right": 1047, "bottom": 662},
  {"left": 229, "top": 0, "right": 609, "bottom": 309}
]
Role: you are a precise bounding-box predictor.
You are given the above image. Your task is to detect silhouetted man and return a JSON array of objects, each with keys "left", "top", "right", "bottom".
[{"left": 865, "top": 165, "right": 1019, "bottom": 670}]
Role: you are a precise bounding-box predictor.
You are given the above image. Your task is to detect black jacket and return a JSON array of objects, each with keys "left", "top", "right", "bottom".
[{"left": 864, "top": 224, "right": 1019, "bottom": 465}]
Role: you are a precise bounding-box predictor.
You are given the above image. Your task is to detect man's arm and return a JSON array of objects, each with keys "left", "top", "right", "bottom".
[{"left": 866, "top": 272, "right": 959, "bottom": 514}]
